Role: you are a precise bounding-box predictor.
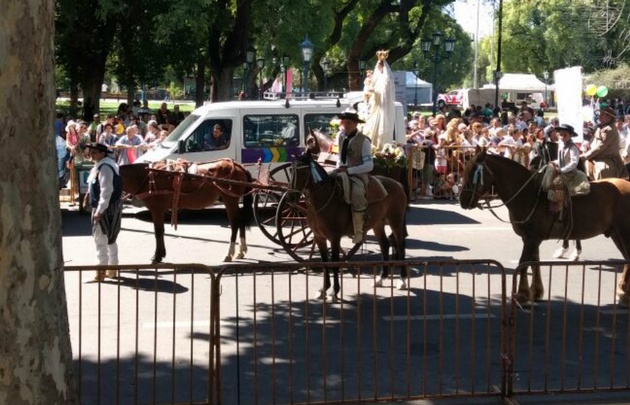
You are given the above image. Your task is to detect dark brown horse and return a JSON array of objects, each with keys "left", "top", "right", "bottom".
[
  {"left": 291, "top": 149, "right": 408, "bottom": 301},
  {"left": 119, "top": 159, "right": 254, "bottom": 263},
  {"left": 459, "top": 148, "right": 630, "bottom": 306}
]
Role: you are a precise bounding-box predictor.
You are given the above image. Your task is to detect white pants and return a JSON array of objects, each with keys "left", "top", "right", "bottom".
[{"left": 94, "top": 220, "right": 119, "bottom": 266}]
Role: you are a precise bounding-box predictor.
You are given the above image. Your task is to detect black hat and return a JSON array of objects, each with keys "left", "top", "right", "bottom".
[
  {"left": 337, "top": 108, "right": 365, "bottom": 123},
  {"left": 556, "top": 124, "right": 577, "bottom": 137},
  {"left": 85, "top": 142, "right": 109, "bottom": 154}
]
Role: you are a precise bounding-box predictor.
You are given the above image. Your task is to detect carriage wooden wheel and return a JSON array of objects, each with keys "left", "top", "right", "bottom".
[
  {"left": 253, "top": 162, "right": 314, "bottom": 249},
  {"left": 275, "top": 189, "right": 362, "bottom": 262}
]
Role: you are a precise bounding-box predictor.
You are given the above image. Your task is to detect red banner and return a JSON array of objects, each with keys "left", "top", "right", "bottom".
[{"left": 286, "top": 69, "right": 292, "bottom": 97}]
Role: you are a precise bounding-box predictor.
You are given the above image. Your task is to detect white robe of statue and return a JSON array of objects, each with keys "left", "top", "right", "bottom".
[{"left": 362, "top": 60, "right": 395, "bottom": 149}]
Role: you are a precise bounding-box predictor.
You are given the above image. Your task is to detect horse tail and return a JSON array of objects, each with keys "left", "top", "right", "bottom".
[{"left": 240, "top": 171, "right": 255, "bottom": 230}]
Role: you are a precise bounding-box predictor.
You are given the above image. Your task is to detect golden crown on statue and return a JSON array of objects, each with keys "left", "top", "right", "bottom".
[{"left": 376, "top": 50, "right": 389, "bottom": 62}]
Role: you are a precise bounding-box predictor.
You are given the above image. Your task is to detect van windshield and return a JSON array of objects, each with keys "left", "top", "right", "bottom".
[{"left": 163, "top": 114, "right": 201, "bottom": 146}]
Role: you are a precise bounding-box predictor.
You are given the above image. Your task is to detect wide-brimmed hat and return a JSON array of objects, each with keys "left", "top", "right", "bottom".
[
  {"left": 65, "top": 120, "right": 77, "bottom": 133},
  {"left": 599, "top": 106, "right": 616, "bottom": 119},
  {"left": 84, "top": 142, "right": 109, "bottom": 154},
  {"left": 556, "top": 124, "right": 577, "bottom": 137},
  {"left": 337, "top": 108, "right": 365, "bottom": 123}
]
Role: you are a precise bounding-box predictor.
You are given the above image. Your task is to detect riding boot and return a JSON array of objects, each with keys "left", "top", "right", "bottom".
[{"left": 352, "top": 211, "right": 365, "bottom": 244}]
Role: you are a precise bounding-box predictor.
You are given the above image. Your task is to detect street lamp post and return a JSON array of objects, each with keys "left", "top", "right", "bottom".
[
  {"left": 422, "top": 32, "right": 455, "bottom": 116},
  {"left": 256, "top": 57, "right": 265, "bottom": 99},
  {"left": 543, "top": 70, "right": 549, "bottom": 108},
  {"left": 300, "top": 35, "right": 314, "bottom": 94},
  {"left": 245, "top": 46, "right": 256, "bottom": 99},
  {"left": 413, "top": 62, "right": 419, "bottom": 107},
  {"left": 282, "top": 55, "right": 290, "bottom": 95},
  {"left": 322, "top": 58, "right": 331, "bottom": 91},
  {"left": 359, "top": 60, "right": 367, "bottom": 83}
]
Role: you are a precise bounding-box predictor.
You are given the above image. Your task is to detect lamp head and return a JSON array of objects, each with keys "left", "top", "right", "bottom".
[
  {"left": 300, "top": 35, "right": 314, "bottom": 64},
  {"left": 246, "top": 46, "right": 256, "bottom": 64}
]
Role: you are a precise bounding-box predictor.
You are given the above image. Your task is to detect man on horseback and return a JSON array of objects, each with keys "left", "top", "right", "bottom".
[
  {"left": 548, "top": 124, "right": 590, "bottom": 203},
  {"left": 581, "top": 106, "right": 629, "bottom": 180},
  {"left": 335, "top": 108, "right": 374, "bottom": 244}
]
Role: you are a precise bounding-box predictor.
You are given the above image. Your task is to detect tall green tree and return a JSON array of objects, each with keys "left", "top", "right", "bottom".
[
  {"left": 2, "top": 0, "right": 75, "bottom": 402},
  {"left": 56, "top": 0, "right": 120, "bottom": 120}
]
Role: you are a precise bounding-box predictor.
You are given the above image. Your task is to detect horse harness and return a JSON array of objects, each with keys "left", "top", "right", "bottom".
[
  {"left": 464, "top": 161, "right": 544, "bottom": 225},
  {"left": 290, "top": 160, "right": 338, "bottom": 214}
]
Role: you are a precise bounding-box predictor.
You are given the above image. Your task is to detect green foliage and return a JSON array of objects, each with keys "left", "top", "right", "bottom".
[
  {"left": 167, "top": 82, "right": 184, "bottom": 100},
  {"left": 587, "top": 64, "right": 630, "bottom": 100}
]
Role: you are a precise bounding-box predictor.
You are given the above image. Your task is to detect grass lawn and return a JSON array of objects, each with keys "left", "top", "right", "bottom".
[{"left": 56, "top": 99, "right": 197, "bottom": 118}]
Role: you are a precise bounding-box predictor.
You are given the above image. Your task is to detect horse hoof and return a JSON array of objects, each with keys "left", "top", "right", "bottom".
[
  {"left": 151, "top": 257, "right": 163, "bottom": 264},
  {"left": 326, "top": 293, "right": 339, "bottom": 303},
  {"left": 553, "top": 247, "right": 568, "bottom": 259},
  {"left": 317, "top": 289, "right": 327, "bottom": 300},
  {"left": 373, "top": 276, "right": 383, "bottom": 288},
  {"left": 223, "top": 256, "right": 233, "bottom": 262},
  {"left": 514, "top": 292, "right": 533, "bottom": 307},
  {"left": 396, "top": 279, "right": 407, "bottom": 290},
  {"left": 236, "top": 253, "right": 245, "bottom": 259},
  {"left": 568, "top": 250, "right": 581, "bottom": 261}
]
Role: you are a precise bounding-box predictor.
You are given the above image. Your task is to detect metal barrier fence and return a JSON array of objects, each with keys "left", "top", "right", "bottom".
[
  {"left": 215, "top": 259, "right": 507, "bottom": 405},
  {"left": 508, "top": 260, "right": 630, "bottom": 397},
  {"left": 64, "top": 259, "right": 630, "bottom": 405},
  {"left": 64, "top": 264, "right": 220, "bottom": 405}
]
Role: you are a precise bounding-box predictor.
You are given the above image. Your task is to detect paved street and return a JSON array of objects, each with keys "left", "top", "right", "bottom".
[
  {"left": 60, "top": 199, "right": 629, "bottom": 405},
  {"left": 61, "top": 199, "right": 622, "bottom": 267}
]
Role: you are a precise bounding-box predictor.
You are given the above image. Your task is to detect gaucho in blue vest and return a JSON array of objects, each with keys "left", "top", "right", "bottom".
[{"left": 83, "top": 142, "right": 123, "bottom": 281}]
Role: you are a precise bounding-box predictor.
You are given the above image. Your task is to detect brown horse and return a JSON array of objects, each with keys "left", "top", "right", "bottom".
[
  {"left": 459, "top": 148, "right": 630, "bottom": 306},
  {"left": 291, "top": 149, "right": 408, "bottom": 301},
  {"left": 119, "top": 159, "right": 254, "bottom": 263}
]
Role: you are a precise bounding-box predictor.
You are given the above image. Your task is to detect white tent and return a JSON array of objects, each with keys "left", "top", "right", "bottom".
[
  {"left": 393, "top": 71, "right": 432, "bottom": 106},
  {"left": 482, "top": 73, "right": 554, "bottom": 92}
]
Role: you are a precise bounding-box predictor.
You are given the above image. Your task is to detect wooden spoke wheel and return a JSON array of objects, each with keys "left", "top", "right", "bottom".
[
  {"left": 276, "top": 190, "right": 361, "bottom": 262},
  {"left": 253, "top": 162, "right": 295, "bottom": 246}
]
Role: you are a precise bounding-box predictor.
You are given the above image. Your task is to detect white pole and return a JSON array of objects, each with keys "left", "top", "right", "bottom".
[{"left": 473, "top": 0, "right": 480, "bottom": 89}]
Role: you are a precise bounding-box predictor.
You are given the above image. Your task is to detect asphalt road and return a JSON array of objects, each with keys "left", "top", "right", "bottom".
[{"left": 60, "top": 199, "right": 629, "bottom": 405}]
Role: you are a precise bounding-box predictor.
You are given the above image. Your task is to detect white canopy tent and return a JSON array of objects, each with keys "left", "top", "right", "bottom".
[
  {"left": 393, "top": 71, "right": 432, "bottom": 106},
  {"left": 482, "top": 73, "right": 555, "bottom": 92}
]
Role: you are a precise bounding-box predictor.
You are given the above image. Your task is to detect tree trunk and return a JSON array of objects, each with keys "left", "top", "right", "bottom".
[
  {"left": 80, "top": 47, "right": 110, "bottom": 121},
  {"left": 195, "top": 55, "right": 206, "bottom": 108},
  {"left": 0, "top": 2, "right": 76, "bottom": 404},
  {"left": 214, "top": 67, "right": 235, "bottom": 101}
]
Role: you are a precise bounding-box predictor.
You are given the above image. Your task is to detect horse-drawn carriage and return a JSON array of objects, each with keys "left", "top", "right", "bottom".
[{"left": 120, "top": 146, "right": 409, "bottom": 300}]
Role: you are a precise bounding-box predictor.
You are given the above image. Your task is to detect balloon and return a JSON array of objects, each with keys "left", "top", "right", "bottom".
[
  {"left": 597, "top": 85, "right": 609, "bottom": 98},
  {"left": 585, "top": 84, "right": 597, "bottom": 96}
]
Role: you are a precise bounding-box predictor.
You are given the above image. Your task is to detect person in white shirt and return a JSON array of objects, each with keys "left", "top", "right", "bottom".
[{"left": 498, "top": 127, "right": 523, "bottom": 159}]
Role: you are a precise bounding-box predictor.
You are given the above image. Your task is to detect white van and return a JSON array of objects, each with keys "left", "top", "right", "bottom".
[{"left": 136, "top": 93, "right": 407, "bottom": 176}]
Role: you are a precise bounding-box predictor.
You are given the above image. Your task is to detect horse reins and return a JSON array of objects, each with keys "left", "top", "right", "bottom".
[
  {"left": 468, "top": 161, "right": 543, "bottom": 225},
  {"left": 290, "top": 161, "right": 337, "bottom": 214}
]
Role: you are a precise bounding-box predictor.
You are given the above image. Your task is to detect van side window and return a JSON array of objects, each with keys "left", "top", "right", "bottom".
[
  {"left": 304, "top": 113, "right": 338, "bottom": 138},
  {"left": 184, "top": 119, "right": 232, "bottom": 152},
  {"left": 243, "top": 114, "right": 299, "bottom": 148}
]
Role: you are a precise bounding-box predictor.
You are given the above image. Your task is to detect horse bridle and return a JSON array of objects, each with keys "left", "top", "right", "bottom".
[
  {"left": 290, "top": 160, "right": 338, "bottom": 213},
  {"left": 461, "top": 163, "right": 491, "bottom": 208},
  {"left": 465, "top": 159, "right": 544, "bottom": 224}
]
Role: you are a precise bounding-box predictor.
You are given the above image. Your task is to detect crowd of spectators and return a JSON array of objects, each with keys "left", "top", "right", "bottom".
[
  {"left": 403, "top": 100, "right": 630, "bottom": 200},
  {"left": 55, "top": 101, "right": 188, "bottom": 200}
]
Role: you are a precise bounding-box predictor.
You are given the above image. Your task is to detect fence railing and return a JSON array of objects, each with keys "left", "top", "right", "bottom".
[{"left": 64, "top": 259, "right": 630, "bottom": 405}]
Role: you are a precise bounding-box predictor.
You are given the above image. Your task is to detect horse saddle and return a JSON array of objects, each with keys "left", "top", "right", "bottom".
[{"left": 337, "top": 172, "right": 388, "bottom": 205}]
